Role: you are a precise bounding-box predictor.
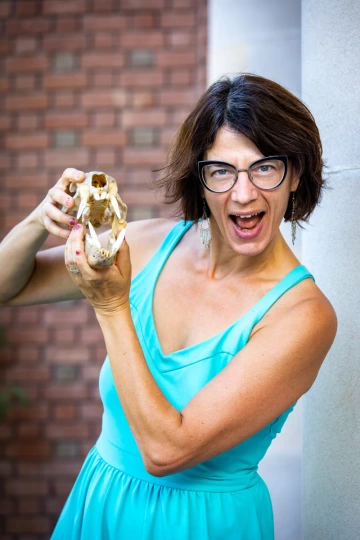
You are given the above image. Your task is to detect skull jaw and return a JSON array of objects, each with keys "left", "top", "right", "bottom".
[{"left": 85, "top": 233, "right": 117, "bottom": 268}]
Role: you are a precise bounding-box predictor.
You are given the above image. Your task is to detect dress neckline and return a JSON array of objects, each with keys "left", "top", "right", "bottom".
[{"left": 147, "top": 220, "right": 311, "bottom": 359}]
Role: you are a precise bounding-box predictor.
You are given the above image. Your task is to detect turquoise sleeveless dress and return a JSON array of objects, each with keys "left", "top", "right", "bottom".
[{"left": 51, "top": 220, "right": 314, "bottom": 540}]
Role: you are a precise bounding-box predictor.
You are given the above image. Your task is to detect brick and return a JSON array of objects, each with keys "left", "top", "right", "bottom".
[
  {"left": 122, "top": 0, "right": 166, "bottom": 7},
  {"left": 170, "top": 69, "right": 192, "bottom": 85},
  {"left": 119, "top": 70, "right": 164, "bottom": 87},
  {"left": 18, "top": 498, "right": 40, "bottom": 514},
  {"left": 159, "top": 89, "right": 196, "bottom": 106},
  {"left": 43, "top": 149, "right": 89, "bottom": 168},
  {"left": 0, "top": 498, "right": 14, "bottom": 515},
  {"left": 55, "top": 405, "right": 77, "bottom": 420},
  {"left": 6, "top": 367, "right": 50, "bottom": 382},
  {"left": 43, "top": 0, "right": 86, "bottom": 14},
  {"left": 6, "top": 440, "right": 51, "bottom": 460},
  {"left": 54, "top": 328, "right": 76, "bottom": 342},
  {"left": 0, "top": 152, "right": 11, "bottom": 169},
  {"left": 6, "top": 94, "right": 48, "bottom": 111},
  {"left": 93, "top": 71, "right": 114, "bottom": 88},
  {"left": 9, "top": 403, "right": 48, "bottom": 420},
  {"left": 4, "top": 173, "right": 47, "bottom": 190},
  {"left": 161, "top": 12, "right": 196, "bottom": 27},
  {"left": 17, "top": 113, "right": 38, "bottom": 130},
  {"left": 16, "top": 2, "right": 41, "bottom": 17},
  {"left": 168, "top": 31, "right": 194, "bottom": 48},
  {"left": 16, "top": 152, "right": 39, "bottom": 168},
  {"left": 83, "top": 15, "right": 126, "bottom": 31},
  {"left": 81, "top": 52, "right": 124, "bottom": 69},
  {"left": 6, "top": 18, "right": 51, "bottom": 36},
  {"left": 160, "top": 127, "right": 177, "bottom": 146},
  {"left": 129, "top": 50, "right": 154, "bottom": 68},
  {"left": 7, "top": 328, "right": 49, "bottom": 344},
  {"left": 81, "top": 403, "right": 102, "bottom": 420},
  {"left": 157, "top": 51, "right": 197, "bottom": 67},
  {"left": 44, "top": 35, "right": 86, "bottom": 51},
  {"left": 18, "top": 424, "right": 41, "bottom": 438},
  {"left": 0, "top": 40, "right": 10, "bottom": 55},
  {"left": 54, "top": 92, "right": 75, "bottom": 108},
  {"left": 123, "top": 146, "right": 166, "bottom": 167},
  {"left": 15, "top": 37, "right": 38, "bottom": 55},
  {"left": 45, "top": 112, "right": 88, "bottom": 129},
  {"left": 6, "top": 55, "right": 49, "bottom": 73},
  {"left": 123, "top": 109, "right": 167, "bottom": 128},
  {"left": 43, "top": 383, "right": 88, "bottom": 400},
  {"left": 52, "top": 52, "right": 78, "bottom": 71},
  {"left": 45, "top": 497, "right": 64, "bottom": 515},
  {"left": 6, "top": 479, "right": 49, "bottom": 496},
  {"left": 0, "top": 460, "right": 12, "bottom": 476},
  {"left": 6, "top": 133, "right": 49, "bottom": 150},
  {"left": 43, "top": 306, "right": 88, "bottom": 325},
  {"left": 81, "top": 89, "right": 127, "bottom": 108},
  {"left": 17, "top": 192, "right": 41, "bottom": 209},
  {"left": 134, "top": 14, "right": 155, "bottom": 28},
  {"left": 0, "top": 77, "right": 10, "bottom": 92},
  {"left": 46, "top": 423, "right": 90, "bottom": 439},
  {"left": 44, "top": 72, "right": 87, "bottom": 89},
  {"left": 95, "top": 149, "right": 116, "bottom": 166},
  {"left": 0, "top": 1, "right": 12, "bottom": 18},
  {"left": 54, "top": 130, "right": 78, "bottom": 148},
  {"left": 45, "top": 346, "right": 89, "bottom": 364},
  {"left": 55, "top": 479, "right": 74, "bottom": 495},
  {"left": 15, "top": 74, "right": 37, "bottom": 90},
  {"left": 120, "top": 32, "right": 165, "bottom": 49},
  {"left": 82, "top": 365, "right": 102, "bottom": 381},
  {"left": 120, "top": 188, "right": 160, "bottom": 204},
  {"left": 83, "top": 130, "right": 126, "bottom": 147},
  {"left": 93, "top": 0, "right": 114, "bottom": 11},
  {"left": 131, "top": 91, "right": 155, "bottom": 109},
  {"left": 94, "top": 33, "right": 115, "bottom": 49},
  {"left": 94, "top": 112, "right": 115, "bottom": 127},
  {"left": 56, "top": 15, "right": 78, "bottom": 32},
  {"left": 6, "top": 516, "right": 51, "bottom": 534}
]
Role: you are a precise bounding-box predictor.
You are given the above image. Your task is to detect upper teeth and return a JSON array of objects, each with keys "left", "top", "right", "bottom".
[{"left": 236, "top": 213, "right": 261, "bottom": 218}]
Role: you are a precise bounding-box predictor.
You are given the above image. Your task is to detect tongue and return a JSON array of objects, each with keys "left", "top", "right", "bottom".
[{"left": 234, "top": 214, "right": 262, "bottom": 230}]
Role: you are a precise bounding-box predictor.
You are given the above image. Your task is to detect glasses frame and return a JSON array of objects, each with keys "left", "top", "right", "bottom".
[{"left": 198, "top": 155, "right": 289, "bottom": 193}]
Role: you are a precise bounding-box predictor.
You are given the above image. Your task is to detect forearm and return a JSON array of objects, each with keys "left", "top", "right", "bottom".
[
  {"left": 96, "top": 305, "right": 183, "bottom": 470},
  {"left": 0, "top": 206, "right": 49, "bottom": 303}
]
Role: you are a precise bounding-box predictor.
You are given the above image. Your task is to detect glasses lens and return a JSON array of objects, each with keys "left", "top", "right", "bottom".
[
  {"left": 202, "top": 163, "right": 237, "bottom": 192},
  {"left": 249, "top": 158, "right": 285, "bottom": 189}
]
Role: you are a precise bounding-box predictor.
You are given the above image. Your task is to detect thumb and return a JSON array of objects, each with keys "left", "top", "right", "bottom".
[{"left": 115, "top": 234, "right": 131, "bottom": 275}]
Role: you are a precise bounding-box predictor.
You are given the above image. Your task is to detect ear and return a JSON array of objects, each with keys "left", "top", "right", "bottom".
[{"left": 289, "top": 162, "right": 301, "bottom": 192}]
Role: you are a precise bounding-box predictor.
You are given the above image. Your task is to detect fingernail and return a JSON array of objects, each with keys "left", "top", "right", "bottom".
[
  {"left": 69, "top": 218, "right": 77, "bottom": 226},
  {"left": 76, "top": 172, "right": 83, "bottom": 179},
  {"left": 65, "top": 198, "right": 72, "bottom": 207},
  {"left": 73, "top": 224, "right": 82, "bottom": 231},
  {"left": 75, "top": 250, "right": 81, "bottom": 256}
]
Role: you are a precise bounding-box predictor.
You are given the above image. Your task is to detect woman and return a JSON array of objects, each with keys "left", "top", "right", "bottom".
[{"left": 0, "top": 74, "right": 337, "bottom": 539}]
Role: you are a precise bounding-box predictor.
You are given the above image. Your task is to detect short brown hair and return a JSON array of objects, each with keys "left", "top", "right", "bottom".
[{"left": 153, "top": 73, "right": 325, "bottom": 224}]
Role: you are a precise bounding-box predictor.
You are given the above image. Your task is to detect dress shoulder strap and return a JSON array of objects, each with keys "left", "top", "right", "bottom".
[{"left": 244, "top": 265, "right": 315, "bottom": 329}]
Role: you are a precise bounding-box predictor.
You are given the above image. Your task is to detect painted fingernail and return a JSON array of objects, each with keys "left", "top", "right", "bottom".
[
  {"left": 75, "top": 250, "right": 81, "bottom": 256},
  {"left": 65, "top": 198, "right": 72, "bottom": 207},
  {"left": 73, "top": 224, "right": 82, "bottom": 231},
  {"left": 69, "top": 218, "right": 77, "bottom": 226}
]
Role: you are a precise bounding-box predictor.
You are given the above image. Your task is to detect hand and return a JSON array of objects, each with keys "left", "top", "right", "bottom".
[
  {"left": 37, "top": 168, "right": 85, "bottom": 240},
  {"left": 64, "top": 224, "right": 131, "bottom": 316}
]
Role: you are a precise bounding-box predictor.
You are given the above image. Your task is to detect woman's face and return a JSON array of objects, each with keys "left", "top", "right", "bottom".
[{"left": 203, "top": 126, "right": 299, "bottom": 257}]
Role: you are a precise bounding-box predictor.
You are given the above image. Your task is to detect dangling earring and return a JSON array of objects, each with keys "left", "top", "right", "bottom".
[
  {"left": 199, "top": 198, "right": 212, "bottom": 249},
  {"left": 291, "top": 192, "right": 296, "bottom": 245}
]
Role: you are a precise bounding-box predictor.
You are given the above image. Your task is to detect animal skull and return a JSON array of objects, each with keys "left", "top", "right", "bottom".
[{"left": 63, "top": 171, "right": 127, "bottom": 268}]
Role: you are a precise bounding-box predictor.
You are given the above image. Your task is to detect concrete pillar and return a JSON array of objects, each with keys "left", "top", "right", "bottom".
[
  {"left": 301, "top": 1, "right": 360, "bottom": 538},
  {"left": 208, "top": 2, "right": 302, "bottom": 539}
]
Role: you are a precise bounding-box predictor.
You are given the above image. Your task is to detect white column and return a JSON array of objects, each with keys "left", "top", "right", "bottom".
[
  {"left": 302, "top": 0, "right": 360, "bottom": 538},
  {"left": 209, "top": 2, "right": 302, "bottom": 539}
]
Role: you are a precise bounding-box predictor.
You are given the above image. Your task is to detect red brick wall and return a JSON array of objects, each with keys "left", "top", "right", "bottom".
[{"left": 0, "top": 0, "right": 207, "bottom": 537}]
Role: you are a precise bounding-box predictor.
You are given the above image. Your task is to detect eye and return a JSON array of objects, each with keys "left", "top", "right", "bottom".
[{"left": 212, "top": 168, "right": 229, "bottom": 176}]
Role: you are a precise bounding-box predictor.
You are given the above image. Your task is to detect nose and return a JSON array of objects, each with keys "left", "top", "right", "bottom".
[{"left": 230, "top": 170, "right": 258, "bottom": 204}]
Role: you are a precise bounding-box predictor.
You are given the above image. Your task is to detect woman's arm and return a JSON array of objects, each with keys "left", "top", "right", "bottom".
[{"left": 66, "top": 225, "right": 337, "bottom": 478}]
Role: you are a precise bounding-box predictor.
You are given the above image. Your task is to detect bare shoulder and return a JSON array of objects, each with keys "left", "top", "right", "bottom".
[{"left": 125, "top": 218, "right": 179, "bottom": 278}]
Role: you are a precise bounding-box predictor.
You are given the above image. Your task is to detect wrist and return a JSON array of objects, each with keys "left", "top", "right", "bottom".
[{"left": 95, "top": 301, "right": 131, "bottom": 324}]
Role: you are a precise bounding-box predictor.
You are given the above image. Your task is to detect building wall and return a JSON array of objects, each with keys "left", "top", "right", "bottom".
[{"left": 0, "top": 0, "right": 207, "bottom": 537}]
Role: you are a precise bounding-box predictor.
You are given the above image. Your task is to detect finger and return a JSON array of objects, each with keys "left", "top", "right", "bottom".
[
  {"left": 60, "top": 168, "right": 85, "bottom": 188},
  {"left": 115, "top": 234, "right": 131, "bottom": 277},
  {"left": 66, "top": 224, "right": 92, "bottom": 278},
  {"left": 47, "top": 185, "right": 75, "bottom": 210},
  {"left": 43, "top": 199, "right": 77, "bottom": 228},
  {"left": 43, "top": 215, "right": 72, "bottom": 240}
]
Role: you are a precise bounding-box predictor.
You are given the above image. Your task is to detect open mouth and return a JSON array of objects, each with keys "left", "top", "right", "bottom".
[{"left": 230, "top": 212, "right": 265, "bottom": 231}]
